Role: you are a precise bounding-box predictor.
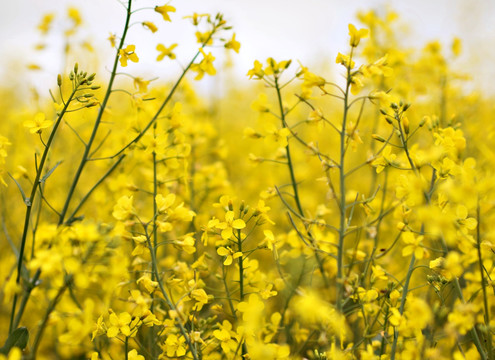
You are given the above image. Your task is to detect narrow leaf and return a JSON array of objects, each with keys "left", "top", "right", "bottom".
[
  {"left": 40, "top": 160, "right": 63, "bottom": 183},
  {"left": 0, "top": 327, "right": 29, "bottom": 354},
  {"left": 7, "top": 173, "right": 30, "bottom": 206}
]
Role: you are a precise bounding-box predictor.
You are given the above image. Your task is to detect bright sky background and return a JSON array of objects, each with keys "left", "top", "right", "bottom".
[{"left": 1, "top": 0, "right": 495, "bottom": 95}]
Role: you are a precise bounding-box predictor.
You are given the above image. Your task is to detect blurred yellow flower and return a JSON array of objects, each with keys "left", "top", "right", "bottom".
[{"left": 23, "top": 112, "right": 53, "bottom": 134}]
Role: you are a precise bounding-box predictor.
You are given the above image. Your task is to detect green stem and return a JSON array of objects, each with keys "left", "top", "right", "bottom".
[
  {"left": 30, "top": 280, "right": 69, "bottom": 359},
  {"left": 336, "top": 48, "right": 353, "bottom": 315},
  {"left": 236, "top": 229, "right": 248, "bottom": 360},
  {"left": 9, "top": 88, "right": 77, "bottom": 334},
  {"left": 390, "top": 254, "right": 415, "bottom": 360},
  {"left": 273, "top": 76, "right": 329, "bottom": 288},
  {"left": 58, "top": 0, "right": 133, "bottom": 226},
  {"left": 453, "top": 277, "right": 487, "bottom": 360},
  {"left": 145, "top": 233, "right": 199, "bottom": 360},
  {"left": 476, "top": 200, "right": 492, "bottom": 359},
  {"left": 238, "top": 229, "right": 244, "bottom": 301}
]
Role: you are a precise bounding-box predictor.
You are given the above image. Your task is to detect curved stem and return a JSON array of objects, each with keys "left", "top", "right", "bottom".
[{"left": 9, "top": 88, "right": 77, "bottom": 334}]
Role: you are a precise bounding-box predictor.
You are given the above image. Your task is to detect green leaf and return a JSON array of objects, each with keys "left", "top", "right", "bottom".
[
  {"left": 0, "top": 327, "right": 29, "bottom": 354},
  {"left": 7, "top": 173, "right": 30, "bottom": 206},
  {"left": 40, "top": 161, "right": 63, "bottom": 184}
]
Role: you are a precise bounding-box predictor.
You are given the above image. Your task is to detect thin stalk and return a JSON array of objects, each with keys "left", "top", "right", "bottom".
[
  {"left": 9, "top": 87, "right": 77, "bottom": 334},
  {"left": 336, "top": 47, "right": 354, "bottom": 315},
  {"left": 274, "top": 76, "right": 329, "bottom": 287},
  {"left": 452, "top": 277, "right": 487, "bottom": 360},
  {"left": 145, "top": 233, "right": 199, "bottom": 360},
  {"left": 390, "top": 254, "right": 415, "bottom": 360},
  {"left": 58, "top": 0, "right": 133, "bottom": 226},
  {"left": 30, "top": 280, "right": 69, "bottom": 359},
  {"left": 237, "top": 229, "right": 244, "bottom": 301},
  {"left": 237, "top": 228, "right": 249, "bottom": 358},
  {"left": 476, "top": 200, "right": 493, "bottom": 359}
]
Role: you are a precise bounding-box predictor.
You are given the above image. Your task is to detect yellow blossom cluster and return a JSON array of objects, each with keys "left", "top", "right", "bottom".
[{"left": 0, "top": 3, "right": 494, "bottom": 360}]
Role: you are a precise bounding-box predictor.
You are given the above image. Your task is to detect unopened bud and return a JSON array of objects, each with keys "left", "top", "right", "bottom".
[
  {"left": 74, "top": 63, "right": 78, "bottom": 74},
  {"left": 86, "top": 101, "right": 98, "bottom": 108},
  {"left": 87, "top": 73, "right": 96, "bottom": 82},
  {"left": 372, "top": 134, "right": 386, "bottom": 142},
  {"left": 402, "top": 116, "right": 410, "bottom": 134},
  {"left": 57, "top": 74, "right": 62, "bottom": 86},
  {"left": 419, "top": 116, "right": 427, "bottom": 127}
]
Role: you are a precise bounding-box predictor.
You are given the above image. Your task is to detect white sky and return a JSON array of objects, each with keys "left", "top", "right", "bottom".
[{"left": 1, "top": 0, "right": 495, "bottom": 95}]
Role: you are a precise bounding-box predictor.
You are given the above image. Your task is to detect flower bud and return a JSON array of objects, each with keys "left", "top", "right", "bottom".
[
  {"left": 402, "top": 116, "right": 410, "bottom": 134},
  {"left": 57, "top": 74, "right": 62, "bottom": 86},
  {"left": 372, "top": 134, "right": 386, "bottom": 142}
]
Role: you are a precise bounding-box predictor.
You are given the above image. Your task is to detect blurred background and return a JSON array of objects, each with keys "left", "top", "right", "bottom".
[{"left": 1, "top": 0, "right": 494, "bottom": 95}]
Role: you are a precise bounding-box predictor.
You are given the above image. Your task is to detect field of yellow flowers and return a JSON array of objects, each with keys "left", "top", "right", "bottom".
[{"left": 1, "top": 2, "right": 494, "bottom": 360}]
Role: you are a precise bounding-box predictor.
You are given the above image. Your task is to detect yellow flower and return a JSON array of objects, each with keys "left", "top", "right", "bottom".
[
  {"left": 137, "top": 275, "right": 159, "bottom": 293},
  {"left": 264, "top": 123, "right": 291, "bottom": 148},
  {"left": 452, "top": 37, "right": 462, "bottom": 56},
  {"left": 38, "top": 13, "right": 55, "bottom": 34},
  {"left": 127, "top": 349, "right": 145, "bottom": 360},
  {"left": 191, "top": 48, "right": 216, "bottom": 80},
  {"left": 336, "top": 52, "right": 355, "bottom": 69},
  {"left": 0, "top": 348, "right": 21, "bottom": 360},
  {"left": 191, "top": 288, "right": 210, "bottom": 311},
  {"left": 133, "top": 77, "right": 150, "bottom": 93},
  {"left": 155, "top": 4, "right": 176, "bottom": 22},
  {"left": 401, "top": 232, "right": 426, "bottom": 259},
  {"left": 23, "top": 112, "right": 53, "bottom": 134},
  {"left": 68, "top": 7, "right": 82, "bottom": 27},
  {"left": 108, "top": 33, "right": 116, "bottom": 48},
  {"left": 156, "top": 43, "right": 177, "bottom": 61},
  {"left": 163, "top": 334, "right": 186, "bottom": 357},
  {"left": 118, "top": 45, "right": 139, "bottom": 67},
  {"left": 217, "top": 246, "right": 242, "bottom": 266},
  {"left": 247, "top": 60, "right": 264, "bottom": 79},
  {"left": 264, "top": 57, "right": 291, "bottom": 76},
  {"left": 112, "top": 195, "right": 135, "bottom": 221},
  {"left": 141, "top": 21, "right": 158, "bottom": 33},
  {"left": 225, "top": 33, "right": 240, "bottom": 53},
  {"left": 216, "top": 210, "right": 246, "bottom": 240},
  {"left": 348, "top": 23, "right": 369, "bottom": 47},
  {"left": 455, "top": 204, "right": 477, "bottom": 234},
  {"left": 106, "top": 311, "right": 132, "bottom": 337},
  {"left": 372, "top": 145, "right": 397, "bottom": 173},
  {"left": 183, "top": 13, "right": 209, "bottom": 26}
]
